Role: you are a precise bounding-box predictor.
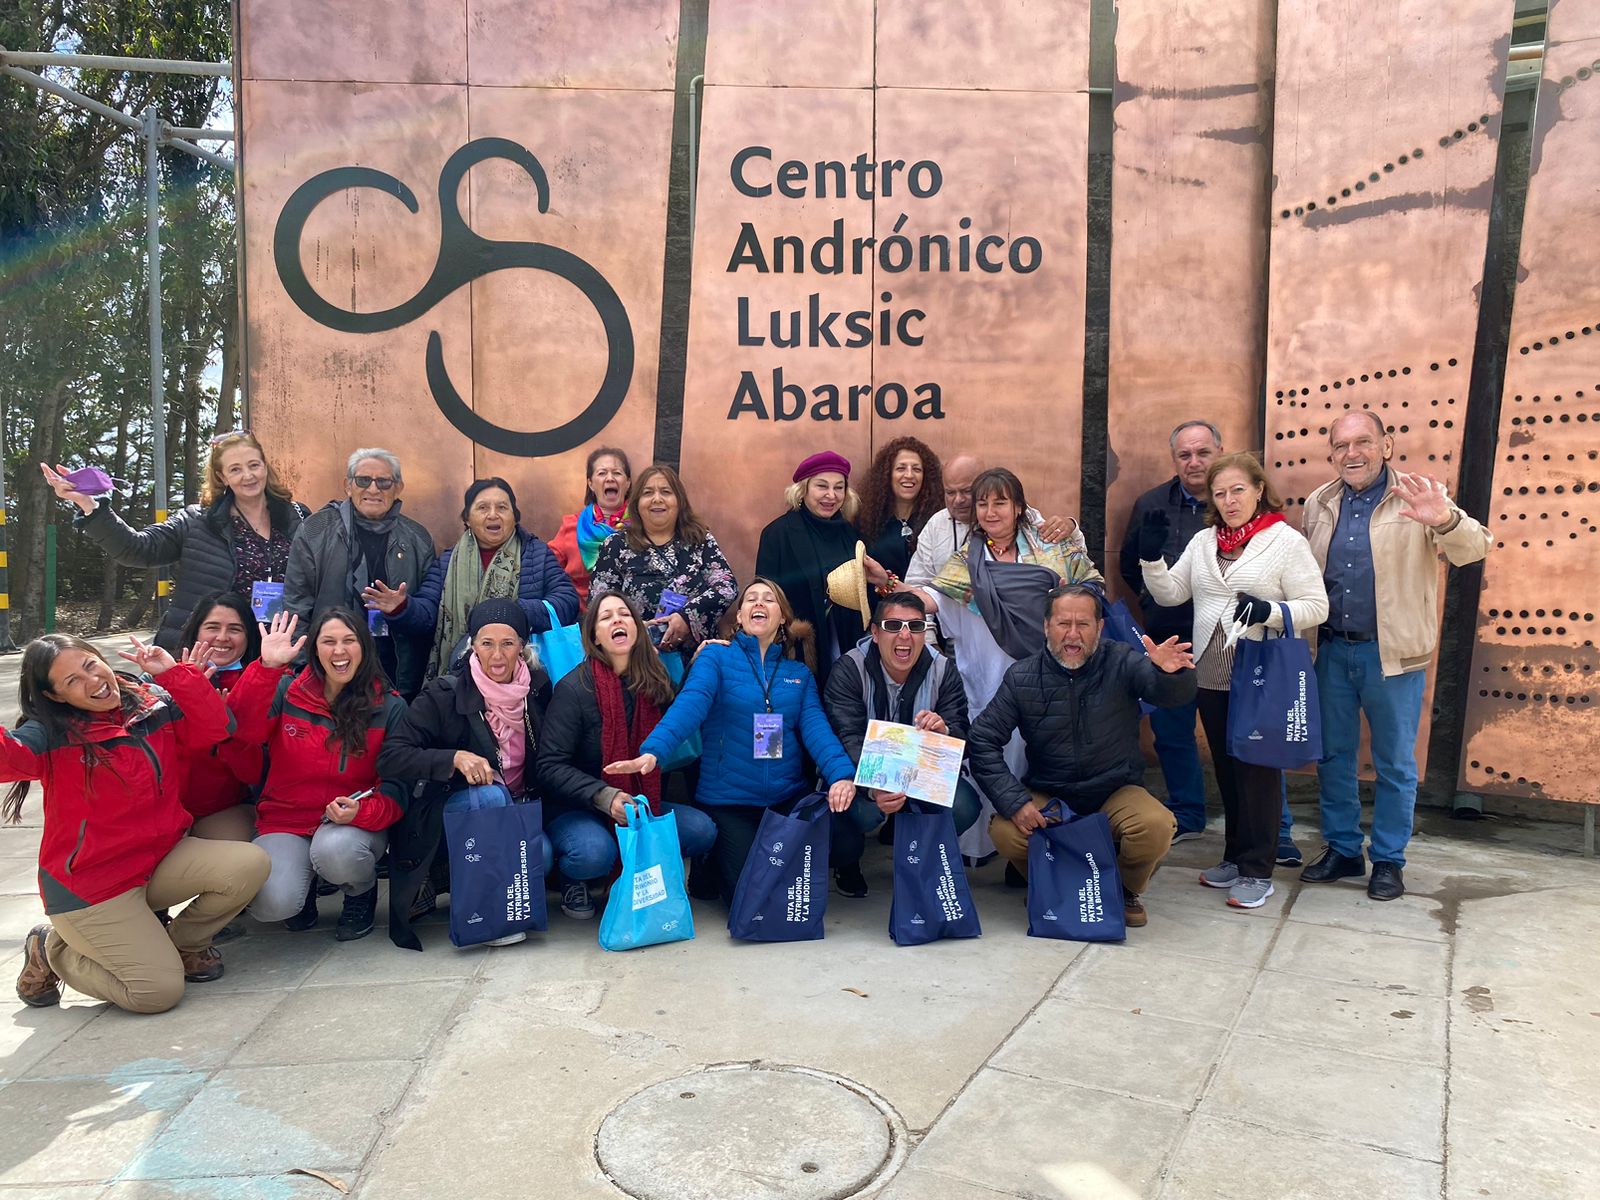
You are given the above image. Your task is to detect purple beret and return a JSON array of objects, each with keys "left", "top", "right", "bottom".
[{"left": 792, "top": 451, "right": 852, "bottom": 483}]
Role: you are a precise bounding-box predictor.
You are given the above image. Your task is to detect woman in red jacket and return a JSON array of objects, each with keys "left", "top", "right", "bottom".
[
  {"left": 5, "top": 634, "right": 271, "bottom": 1013},
  {"left": 231, "top": 607, "right": 407, "bottom": 941},
  {"left": 175, "top": 592, "right": 265, "bottom": 841}
]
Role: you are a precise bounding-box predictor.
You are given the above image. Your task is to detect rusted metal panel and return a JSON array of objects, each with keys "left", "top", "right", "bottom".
[
  {"left": 1460, "top": 0, "right": 1600, "bottom": 805},
  {"left": 465, "top": 86, "right": 677, "bottom": 541},
  {"left": 467, "top": 0, "right": 679, "bottom": 89},
  {"left": 705, "top": 0, "right": 874, "bottom": 87},
  {"left": 1264, "top": 0, "right": 1510, "bottom": 770},
  {"left": 241, "top": 79, "right": 476, "bottom": 539},
  {"left": 676, "top": 84, "right": 877, "bottom": 580},
  {"left": 871, "top": 87, "right": 1090, "bottom": 528},
  {"left": 1104, "top": 0, "right": 1275, "bottom": 587},
  {"left": 875, "top": 0, "right": 1091, "bottom": 91},
  {"left": 237, "top": 0, "right": 467, "bottom": 84}
]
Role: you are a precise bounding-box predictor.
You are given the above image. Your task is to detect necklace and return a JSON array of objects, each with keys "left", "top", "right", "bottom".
[{"left": 985, "top": 534, "right": 1018, "bottom": 560}]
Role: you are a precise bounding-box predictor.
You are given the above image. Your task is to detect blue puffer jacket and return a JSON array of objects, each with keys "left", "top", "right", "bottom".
[
  {"left": 388, "top": 528, "right": 580, "bottom": 637},
  {"left": 641, "top": 633, "right": 854, "bottom": 808}
]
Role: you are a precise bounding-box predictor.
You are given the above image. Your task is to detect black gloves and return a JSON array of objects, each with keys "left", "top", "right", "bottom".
[
  {"left": 1234, "top": 594, "right": 1272, "bottom": 627},
  {"left": 1137, "top": 509, "right": 1171, "bottom": 562}
]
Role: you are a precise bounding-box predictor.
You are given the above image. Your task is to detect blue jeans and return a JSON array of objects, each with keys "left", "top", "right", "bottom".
[
  {"left": 1152, "top": 701, "right": 1294, "bottom": 838},
  {"left": 833, "top": 778, "right": 983, "bottom": 869},
  {"left": 1315, "top": 638, "right": 1427, "bottom": 866},
  {"left": 546, "top": 803, "right": 718, "bottom": 883}
]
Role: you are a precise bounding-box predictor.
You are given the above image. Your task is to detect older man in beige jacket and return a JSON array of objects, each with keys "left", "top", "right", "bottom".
[{"left": 1298, "top": 410, "right": 1490, "bottom": 900}]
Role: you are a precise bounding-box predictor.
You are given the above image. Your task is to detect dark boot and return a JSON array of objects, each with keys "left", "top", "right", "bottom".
[
  {"left": 336, "top": 885, "right": 379, "bottom": 942},
  {"left": 284, "top": 887, "right": 320, "bottom": 932}
]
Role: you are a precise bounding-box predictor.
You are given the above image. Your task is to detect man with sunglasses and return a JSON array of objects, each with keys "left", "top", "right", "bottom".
[
  {"left": 283, "top": 449, "right": 437, "bottom": 699},
  {"left": 823, "top": 591, "right": 979, "bottom": 898}
]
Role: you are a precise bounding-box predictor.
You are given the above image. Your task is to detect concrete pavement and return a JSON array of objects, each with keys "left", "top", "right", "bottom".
[{"left": 0, "top": 791, "right": 1595, "bottom": 1199}]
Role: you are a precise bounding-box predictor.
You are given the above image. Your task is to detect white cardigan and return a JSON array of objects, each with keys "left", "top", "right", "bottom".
[{"left": 1141, "top": 521, "right": 1329, "bottom": 647}]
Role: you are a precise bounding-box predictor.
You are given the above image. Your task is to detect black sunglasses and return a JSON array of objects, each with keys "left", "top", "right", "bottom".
[
  {"left": 875, "top": 618, "right": 928, "bottom": 633},
  {"left": 350, "top": 475, "right": 397, "bottom": 490}
]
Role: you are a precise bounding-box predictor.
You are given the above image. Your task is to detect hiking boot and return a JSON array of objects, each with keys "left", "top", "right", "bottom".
[
  {"left": 833, "top": 864, "right": 869, "bottom": 899},
  {"left": 1300, "top": 846, "right": 1367, "bottom": 883},
  {"left": 16, "top": 925, "right": 61, "bottom": 1008},
  {"left": 1199, "top": 861, "right": 1240, "bottom": 889},
  {"left": 335, "top": 885, "right": 378, "bottom": 942},
  {"left": 179, "top": 945, "right": 225, "bottom": 983},
  {"left": 561, "top": 881, "right": 596, "bottom": 920},
  {"left": 284, "top": 886, "right": 320, "bottom": 932},
  {"left": 1122, "top": 890, "right": 1148, "bottom": 928},
  {"left": 1227, "top": 877, "right": 1276, "bottom": 909}
]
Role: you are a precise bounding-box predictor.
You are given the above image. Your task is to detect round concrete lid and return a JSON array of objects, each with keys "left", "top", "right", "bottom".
[{"left": 596, "top": 1063, "right": 901, "bottom": 1200}]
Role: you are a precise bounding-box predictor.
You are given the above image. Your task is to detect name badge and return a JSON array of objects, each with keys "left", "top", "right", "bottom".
[
  {"left": 251, "top": 580, "right": 286, "bottom": 623},
  {"left": 753, "top": 713, "right": 784, "bottom": 760},
  {"left": 368, "top": 607, "right": 390, "bottom": 638},
  {"left": 657, "top": 590, "right": 689, "bottom": 617}
]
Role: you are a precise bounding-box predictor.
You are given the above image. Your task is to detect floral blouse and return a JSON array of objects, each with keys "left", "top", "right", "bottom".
[
  {"left": 589, "top": 532, "right": 738, "bottom": 644},
  {"left": 230, "top": 511, "right": 293, "bottom": 594}
]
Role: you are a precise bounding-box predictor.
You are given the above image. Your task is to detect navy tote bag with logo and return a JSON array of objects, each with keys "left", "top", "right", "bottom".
[
  {"left": 1026, "top": 802, "right": 1126, "bottom": 943},
  {"left": 1227, "top": 602, "right": 1322, "bottom": 769},
  {"left": 889, "top": 806, "right": 982, "bottom": 946},
  {"left": 728, "top": 793, "right": 830, "bottom": 942},
  {"left": 443, "top": 793, "right": 549, "bottom": 947}
]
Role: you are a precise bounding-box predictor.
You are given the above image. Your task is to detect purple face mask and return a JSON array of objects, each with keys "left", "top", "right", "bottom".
[{"left": 61, "top": 466, "right": 128, "bottom": 497}]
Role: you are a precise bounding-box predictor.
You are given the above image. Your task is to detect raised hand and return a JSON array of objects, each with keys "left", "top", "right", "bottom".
[
  {"left": 1393, "top": 471, "right": 1453, "bottom": 528},
  {"left": 119, "top": 635, "right": 178, "bottom": 676},
  {"left": 1137, "top": 509, "right": 1171, "bottom": 562},
  {"left": 1141, "top": 634, "right": 1195, "bottom": 674},
  {"left": 178, "top": 640, "right": 219, "bottom": 679},
  {"left": 258, "top": 611, "right": 306, "bottom": 668},
  {"left": 39, "top": 463, "right": 97, "bottom": 514},
  {"left": 604, "top": 753, "right": 658, "bottom": 777},
  {"left": 362, "top": 580, "right": 408, "bottom": 615}
]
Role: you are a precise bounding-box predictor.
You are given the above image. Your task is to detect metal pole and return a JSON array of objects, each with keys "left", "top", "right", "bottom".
[
  {"left": 0, "top": 47, "right": 231, "bottom": 76},
  {"left": 159, "top": 135, "right": 232, "bottom": 171},
  {"left": 42, "top": 526, "right": 56, "bottom": 633},
  {"left": 164, "top": 126, "right": 234, "bottom": 140},
  {"left": 1, "top": 64, "right": 227, "bottom": 164},
  {"left": 687, "top": 74, "right": 703, "bottom": 244},
  {"left": 144, "top": 105, "right": 170, "bottom": 617},
  {"left": 0, "top": 425, "right": 15, "bottom": 651}
]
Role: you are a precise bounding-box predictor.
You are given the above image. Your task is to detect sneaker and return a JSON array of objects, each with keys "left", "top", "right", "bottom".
[
  {"left": 409, "top": 878, "right": 438, "bottom": 921},
  {"left": 285, "top": 887, "right": 320, "bottom": 932},
  {"left": 686, "top": 858, "right": 721, "bottom": 902},
  {"left": 335, "top": 885, "right": 378, "bottom": 942},
  {"left": 1171, "top": 828, "right": 1204, "bottom": 845},
  {"left": 1122, "top": 889, "right": 1148, "bottom": 928},
  {"left": 1276, "top": 836, "right": 1304, "bottom": 867},
  {"left": 179, "top": 945, "right": 225, "bottom": 983},
  {"left": 561, "top": 881, "right": 597, "bottom": 920},
  {"left": 484, "top": 931, "right": 528, "bottom": 946},
  {"left": 833, "top": 864, "right": 869, "bottom": 899},
  {"left": 16, "top": 925, "right": 61, "bottom": 1008},
  {"left": 1199, "top": 861, "right": 1240, "bottom": 889},
  {"left": 1227, "top": 877, "right": 1276, "bottom": 909}
]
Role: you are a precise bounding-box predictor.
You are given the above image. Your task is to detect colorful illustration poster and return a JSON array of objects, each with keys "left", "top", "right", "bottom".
[{"left": 854, "top": 720, "right": 966, "bottom": 808}]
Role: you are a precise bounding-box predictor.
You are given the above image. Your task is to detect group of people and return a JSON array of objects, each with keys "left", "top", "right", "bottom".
[{"left": 3, "top": 414, "right": 1486, "bottom": 1014}]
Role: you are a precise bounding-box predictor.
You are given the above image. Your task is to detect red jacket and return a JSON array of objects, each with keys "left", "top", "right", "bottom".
[
  {"left": 0, "top": 664, "right": 230, "bottom": 914},
  {"left": 228, "top": 661, "right": 407, "bottom": 837},
  {"left": 549, "top": 512, "right": 592, "bottom": 606},
  {"left": 179, "top": 666, "right": 265, "bottom": 819}
]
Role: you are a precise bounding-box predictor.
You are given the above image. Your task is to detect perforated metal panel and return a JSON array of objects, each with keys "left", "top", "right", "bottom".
[{"left": 1460, "top": 0, "right": 1600, "bottom": 805}]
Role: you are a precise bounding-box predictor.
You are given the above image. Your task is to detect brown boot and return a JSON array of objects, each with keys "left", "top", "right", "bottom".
[
  {"left": 179, "top": 945, "right": 225, "bottom": 983},
  {"left": 16, "top": 925, "right": 61, "bottom": 1007},
  {"left": 1122, "top": 890, "right": 1148, "bottom": 929}
]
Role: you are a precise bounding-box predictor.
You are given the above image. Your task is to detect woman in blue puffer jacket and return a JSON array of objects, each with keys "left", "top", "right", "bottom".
[{"left": 604, "top": 577, "right": 856, "bottom": 904}]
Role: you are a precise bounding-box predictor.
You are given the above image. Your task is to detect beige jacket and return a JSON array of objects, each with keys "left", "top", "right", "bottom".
[{"left": 1302, "top": 470, "right": 1490, "bottom": 677}]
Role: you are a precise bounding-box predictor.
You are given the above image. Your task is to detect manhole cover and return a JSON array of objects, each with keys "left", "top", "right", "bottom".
[{"left": 596, "top": 1063, "right": 904, "bottom": 1199}]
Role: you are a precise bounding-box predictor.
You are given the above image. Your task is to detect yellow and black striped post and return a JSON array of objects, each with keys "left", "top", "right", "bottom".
[{"left": 0, "top": 504, "right": 14, "bottom": 652}]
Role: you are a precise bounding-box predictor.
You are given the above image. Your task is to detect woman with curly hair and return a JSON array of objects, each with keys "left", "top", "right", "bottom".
[{"left": 854, "top": 437, "right": 944, "bottom": 583}]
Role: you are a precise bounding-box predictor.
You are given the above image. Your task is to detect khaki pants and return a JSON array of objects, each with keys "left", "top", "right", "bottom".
[
  {"left": 189, "top": 804, "right": 258, "bottom": 842},
  {"left": 45, "top": 837, "right": 271, "bottom": 1014},
  {"left": 989, "top": 786, "right": 1176, "bottom": 896}
]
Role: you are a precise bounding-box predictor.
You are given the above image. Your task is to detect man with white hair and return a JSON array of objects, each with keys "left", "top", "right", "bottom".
[{"left": 283, "top": 448, "right": 437, "bottom": 699}]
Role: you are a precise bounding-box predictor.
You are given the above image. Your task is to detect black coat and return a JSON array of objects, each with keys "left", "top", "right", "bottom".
[
  {"left": 969, "top": 642, "right": 1197, "bottom": 818},
  {"left": 77, "top": 492, "right": 309, "bottom": 650},
  {"left": 535, "top": 666, "right": 650, "bottom": 817},
  {"left": 1119, "top": 476, "right": 1210, "bottom": 641},
  {"left": 755, "top": 506, "right": 865, "bottom": 678},
  {"left": 376, "top": 658, "right": 550, "bottom": 950}
]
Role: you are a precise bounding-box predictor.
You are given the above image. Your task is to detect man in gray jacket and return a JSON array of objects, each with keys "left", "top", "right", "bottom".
[{"left": 282, "top": 448, "right": 437, "bottom": 699}]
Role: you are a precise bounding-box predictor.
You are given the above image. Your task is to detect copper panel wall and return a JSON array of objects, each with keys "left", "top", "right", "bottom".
[
  {"left": 874, "top": 0, "right": 1091, "bottom": 91},
  {"left": 704, "top": 0, "right": 874, "bottom": 87},
  {"left": 1460, "top": 0, "right": 1600, "bottom": 805},
  {"left": 1263, "top": 0, "right": 1510, "bottom": 768},
  {"left": 239, "top": 1, "right": 678, "bottom": 544},
  {"left": 1104, "top": 0, "right": 1275, "bottom": 587}
]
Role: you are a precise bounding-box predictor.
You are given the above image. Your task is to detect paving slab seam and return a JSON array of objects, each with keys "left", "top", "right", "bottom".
[
  {"left": 1221, "top": 1025, "right": 1446, "bottom": 1071},
  {"left": 900, "top": 1162, "right": 1053, "bottom": 1200},
  {"left": 1280, "top": 914, "right": 1455, "bottom": 948},
  {"left": 1436, "top": 887, "right": 1461, "bottom": 1199},
  {"left": 982, "top": 1060, "right": 1192, "bottom": 1113},
  {"left": 1176, "top": 1107, "right": 1446, "bottom": 1167}
]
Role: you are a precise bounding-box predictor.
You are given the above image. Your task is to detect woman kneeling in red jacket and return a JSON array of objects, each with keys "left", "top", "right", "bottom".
[
  {"left": 231, "top": 608, "right": 407, "bottom": 941},
  {"left": 6, "top": 635, "right": 271, "bottom": 1013}
]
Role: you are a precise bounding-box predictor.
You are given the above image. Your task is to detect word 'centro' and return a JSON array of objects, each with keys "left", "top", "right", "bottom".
[
  {"left": 728, "top": 367, "right": 944, "bottom": 422},
  {"left": 730, "top": 146, "right": 943, "bottom": 199}
]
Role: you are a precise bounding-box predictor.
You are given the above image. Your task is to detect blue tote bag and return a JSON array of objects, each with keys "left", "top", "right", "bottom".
[
  {"left": 1227, "top": 602, "right": 1322, "bottom": 769},
  {"left": 889, "top": 806, "right": 982, "bottom": 946},
  {"left": 727, "top": 793, "right": 830, "bottom": 942},
  {"left": 599, "top": 800, "right": 695, "bottom": 951},
  {"left": 1026, "top": 801, "right": 1126, "bottom": 943},
  {"left": 442, "top": 793, "right": 549, "bottom": 947},
  {"left": 535, "top": 599, "right": 587, "bottom": 683},
  {"left": 656, "top": 650, "right": 703, "bottom": 772}
]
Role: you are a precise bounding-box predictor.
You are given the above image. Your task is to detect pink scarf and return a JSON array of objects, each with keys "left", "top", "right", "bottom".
[{"left": 469, "top": 654, "right": 532, "bottom": 796}]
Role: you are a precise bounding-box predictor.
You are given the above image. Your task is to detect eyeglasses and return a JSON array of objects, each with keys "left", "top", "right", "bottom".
[
  {"left": 875, "top": 619, "right": 928, "bottom": 634},
  {"left": 350, "top": 476, "right": 397, "bottom": 490}
]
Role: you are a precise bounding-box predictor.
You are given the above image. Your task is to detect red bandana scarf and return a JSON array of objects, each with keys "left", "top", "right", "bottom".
[
  {"left": 1215, "top": 510, "right": 1285, "bottom": 555},
  {"left": 593, "top": 658, "right": 664, "bottom": 815}
]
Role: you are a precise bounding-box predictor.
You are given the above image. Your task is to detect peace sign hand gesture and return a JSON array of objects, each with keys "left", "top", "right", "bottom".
[
  {"left": 258, "top": 612, "right": 307, "bottom": 669},
  {"left": 118, "top": 635, "right": 177, "bottom": 677}
]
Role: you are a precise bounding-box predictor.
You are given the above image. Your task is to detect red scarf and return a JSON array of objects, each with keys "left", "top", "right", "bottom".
[
  {"left": 1215, "top": 510, "right": 1284, "bottom": 555},
  {"left": 593, "top": 658, "right": 664, "bottom": 815}
]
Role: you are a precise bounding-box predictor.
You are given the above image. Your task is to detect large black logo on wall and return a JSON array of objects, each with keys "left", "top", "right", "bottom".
[{"left": 273, "top": 138, "right": 634, "bottom": 457}]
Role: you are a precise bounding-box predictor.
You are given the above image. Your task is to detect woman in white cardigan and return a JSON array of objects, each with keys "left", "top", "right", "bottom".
[{"left": 1139, "top": 453, "right": 1328, "bottom": 910}]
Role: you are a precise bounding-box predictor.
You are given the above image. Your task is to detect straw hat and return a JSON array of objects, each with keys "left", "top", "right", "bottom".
[{"left": 826, "top": 541, "right": 872, "bottom": 616}]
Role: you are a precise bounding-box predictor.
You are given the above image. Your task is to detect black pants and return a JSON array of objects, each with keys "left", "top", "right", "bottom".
[
  {"left": 701, "top": 793, "right": 816, "bottom": 906},
  {"left": 1196, "top": 687, "right": 1281, "bottom": 880}
]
